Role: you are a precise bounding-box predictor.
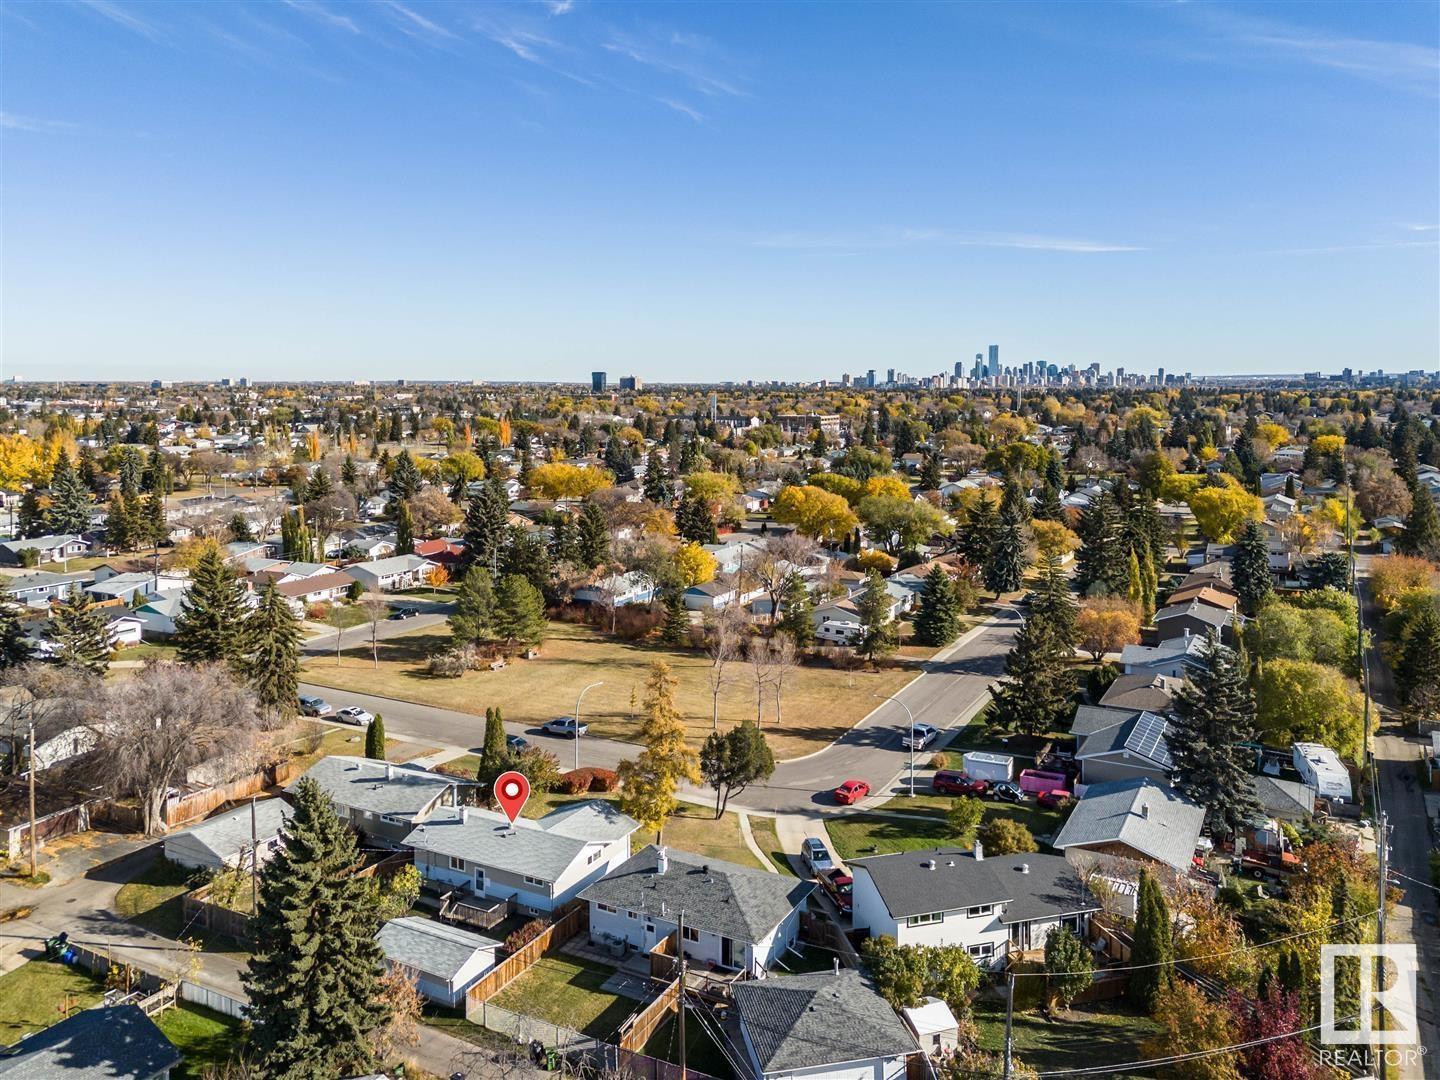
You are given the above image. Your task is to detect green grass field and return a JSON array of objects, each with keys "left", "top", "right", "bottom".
[
  {"left": 489, "top": 955, "right": 635, "bottom": 1039},
  {"left": 0, "top": 960, "right": 104, "bottom": 1044},
  {"left": 154, "top": 1004, "right": 243, "bottom": 1078},
  {"left": 971, "top": 999, "right": 1162, "bottom": 1078},
  {"left": 825, "top": 800, "right": 1065, "bottom": 861}
]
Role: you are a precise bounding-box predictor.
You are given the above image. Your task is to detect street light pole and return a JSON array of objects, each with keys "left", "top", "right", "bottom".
[
  {"left": 875, "top": 693, "right": 917, "bottom": 797},
  {"left": 574, "top": 680, "right": 603, "bottom": 772}
]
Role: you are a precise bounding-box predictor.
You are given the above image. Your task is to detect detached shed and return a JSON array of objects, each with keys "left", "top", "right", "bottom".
[
  {"left": 375, "top": 917, "right": 502, "bottom": 1007},
  {"left": 962, "top": 752, "right": 1013, "bottom": 782},
  {"left": 902, "top": 996, "right": 961, "bottom": 1054},
  {"left": 163, "top": 798, "right": 289, "bottom": 872}
]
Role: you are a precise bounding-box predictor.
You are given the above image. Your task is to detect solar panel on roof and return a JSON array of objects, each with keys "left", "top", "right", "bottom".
[{"left": 1125, "top": 712, "right": 1173, "bottom": 769}]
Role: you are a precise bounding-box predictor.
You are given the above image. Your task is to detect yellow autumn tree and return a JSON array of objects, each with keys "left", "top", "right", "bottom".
[
  {"left": 529, "top": 463, "right": 614, "bottom": 500},
  {"left": 674, "top": 541, "right": 716, "bottom": 587},
  {"left": 618, "top": 661, "right": 701, "bottom": 841}
]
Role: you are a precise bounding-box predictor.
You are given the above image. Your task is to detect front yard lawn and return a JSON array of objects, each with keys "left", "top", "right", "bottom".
[
  {"left": 154, "top": 1003, "right": 242, "bottom": 1078},
  {"left": 825, "top": 802, "right": 1065, "bottom": 862},
  {"left": 301, "top": 620, "right": 915, "bottom": 759},
  {"left": 746, "top": 816, "right": 794, "bottom": 876},
  {"left": 872, "top": 795, "right": 1066, "bottom": 840},
  {"left": 489, "top": 955, "right": 635, "bottom": 1039},
  {"left": 971, "top": 1000, "right": 1162, "bottom": 1078},
  {"left": 0, "top": 960, "right": 103, "bottom": 1044}
]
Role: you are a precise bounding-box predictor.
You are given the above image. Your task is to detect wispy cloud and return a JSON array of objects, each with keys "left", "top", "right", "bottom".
[
  {"left": 602, "top": 28, "right": 746, "bottom": 98},
  {"left": 751, "top": 228, "right": 1145, "bottom": 254},
  {"left": 281, "top": 0, "right": 360, "bottom": 35},
  {"left": 542, "top": 0, "right": 575, "bottom": 14},
  {"left": 1, "top": 112, "right": 77, "bottom": 134},
  {"left": 382, "top": 1, "right": 456, "bottom": 42},
  {"left": 75, "top": 0, "right": 163, "bottom": 42},
  {"left": 658, "top": 98, "right": 702, "bottom": 122}
]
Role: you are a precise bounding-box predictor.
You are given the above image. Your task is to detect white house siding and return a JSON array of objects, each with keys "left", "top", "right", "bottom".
[
  {"left": 849, "top": 870, "right": 1008, "bottom": 967},
  {"left": 413, "top": 837, "right": 628, "bottom": 915},
  {"left": 587, "top": 901, "right": 802, "bottom": 977},
  {"left": 399, "top": 949, "right": 498, "bottom": 1009},
  {"left": 741, "top": 1028, "right": 908, "bottom": 1080}
]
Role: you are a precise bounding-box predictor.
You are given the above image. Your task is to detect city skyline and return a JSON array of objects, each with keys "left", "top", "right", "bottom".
[{"left": 3, "top": 1, "right": 1437, "bottom": 381}]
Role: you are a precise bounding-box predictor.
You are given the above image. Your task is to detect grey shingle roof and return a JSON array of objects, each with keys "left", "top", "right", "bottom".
[
  {"left": 1070, "top": 704, "right": 1140, "bottom": 739},
  {"left": 376, "top": 916, "right": 500, "bottom": 981},
  {"left": 170, "top": 798, "right": 289, "bottom": 862},
  {"left": 0, "top": 1005, "right": 181, "bottom": 1077},
  {"left": 579, "top": 845, "right": 814, "bottom": 944},
  {"left": 1154, "top": 600, "right": 1232, "bottom": 629},
  {"left": 1252, "top": 775, "right": 1315, "bottom": 820},
  {"left": 1098, "top": 673, "right": 1181, "bottom": 712},
  {"left": 404, "top": 800, "right": 638, "bottom": 883},
  {"left": 1076, "top": 711, "right": 1173, "bottom": 771},
  {"left": 1052, "top": 779, "right": 1205, "bottom": 872},
  {"left": 734, "top": 971, "right": 918, "bottom": 1075},
  {"left": 848, "top": 849, "right": 1096, "bottom": 923},
  {"left": 291, "top": 756, "right": 458, "bottom": 821}
]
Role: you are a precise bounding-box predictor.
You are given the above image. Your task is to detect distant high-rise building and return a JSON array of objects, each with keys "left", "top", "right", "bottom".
[
  {"left": 866, "top": 369, "right": 877, "bottom": 388},
  {"left": 618, "top": 375, "right": 641, "bottom": 391},
  {"left": 1156, "top": 367, "right": 1165, "bottom": 386},
  {"left": 954, "top": 361, "right": 964, "bottom": 379},
  {"left": 591, "top": 371, "right": 607, "bottom": 393},
  {"left": 886, "top": 368, "right": 896, "bottom": 385},
  {"left": 988, "top": 345, "right": 999, "bottom": 373}
]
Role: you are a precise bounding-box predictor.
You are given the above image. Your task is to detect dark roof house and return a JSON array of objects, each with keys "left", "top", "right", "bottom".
[{"left": 0, "top": 1005, "right": 181, "bottom": 1079}]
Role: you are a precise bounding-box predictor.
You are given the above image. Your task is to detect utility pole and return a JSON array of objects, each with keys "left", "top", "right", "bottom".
[
  {"left": 250, "top": 796, "right": 259, "bottom": 913},
  {"left": 677, "top": 908, "right": 687, "bottom": 1080},
  {"left": 1002, "top": 971, "right": 1015, "bottom": 1079},
  {"left": 27, "top": 723, "right": 37, "bottom": 879}
]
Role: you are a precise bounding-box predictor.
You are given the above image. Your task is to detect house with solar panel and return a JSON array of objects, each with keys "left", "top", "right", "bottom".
[{"left": 1071, "top": 705, "right": 1175, "bottom": 787}]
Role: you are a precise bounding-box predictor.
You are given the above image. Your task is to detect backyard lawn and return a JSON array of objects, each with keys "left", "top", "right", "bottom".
[
  {"left": 642, "top": 1011, "right": 736, "bottom": 1079},
  {"left": 489, "top": 955, "right": 636, "bottom": 1039},
  {"left": 825, "top": 801, "right": 1065, "bottom": 862},
  {"left": 972, "top": 1000, "right": 1162, "bottom": 1078},
  {"left": 154, "top": 1004, "right": 243, "bottom": 1078},
  {"left": 301, "top": 620, "right": 914, "bottom": 759},
  {"left": 113, "top": 854, "right": 197, "bottom": 938},
  {"left": 0, "top": 960, "right": 103, "bottom": 1044}
]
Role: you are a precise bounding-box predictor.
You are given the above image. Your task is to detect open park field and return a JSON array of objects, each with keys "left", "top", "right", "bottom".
[{"left": 302, "top": 620, "right": 914, "bottom": 759}]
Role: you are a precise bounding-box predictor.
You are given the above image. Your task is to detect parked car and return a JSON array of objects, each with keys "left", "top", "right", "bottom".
[
  {"left": 833, "top": 779, "right": 870, "bottom": 805},
  {"left": 932, "top": 770, "right": 989, "bottom": 797},
  {"left": 505, "top": 734, "right": 530, "bottom": 752},
  {"left": 819, "top": 868, "right": 854, "bottom": 914},
  {"left": 990, "top": 781, "right": 1024, "bottom": 804},
  {"left": 298, "top": 695, "right": 334, "bottom": 718},
  {"left": 801, "top": 837, "right": 834, "bottom": 876},
  {"left": 900, "top": 723, "right": 939, "bottom": 751},
  {"left": 1037, "top": 789, "right": 1072, "bottom": 810},
  {"left": 387, "top": 607, "right": 419, "bottom": 621},
  {"left": 336, "top": 706, "right": 373, "bottom": 726},
  {"left": 544, "top": 716, "right": 588, "bottom": 738}
]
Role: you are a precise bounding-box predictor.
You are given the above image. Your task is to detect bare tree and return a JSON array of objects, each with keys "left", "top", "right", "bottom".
[
  {"left": 0, "top": 665, "right": 103, "bottom": 775},
  {"left": 746, "top": 636, "right": 776, "bottom": 726},
  {"left": 361, "top": 591, "right": 389, "bottom": 668},
  {"left": 96, "top": 662, "right": 262, "bottom": 835},
  {"left": 769, "top": 633, "right": 799, "bottom": 728},
  {"left": 703, "top": 609, "right": 744, "bottom": 732},
  {"left": 754, "top": 532, "right": 817, "bottom": 626}
]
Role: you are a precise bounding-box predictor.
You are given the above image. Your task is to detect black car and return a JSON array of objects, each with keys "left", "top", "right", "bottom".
[{"left": 387, "top": 607, "right": 419, "bottom": 621}]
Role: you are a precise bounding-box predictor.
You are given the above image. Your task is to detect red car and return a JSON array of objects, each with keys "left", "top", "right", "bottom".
[
  {"left": 932, "top": 770, "right": 990, "bottom": 797},
  {"left": 1037, "top": 789, "right": 1073, "bottom": 809},
  {"left": 833, "top": 779, "right": 870, "bottom": 805},
  {"left": 820, "top": 868, "right": 854, "bottom": 914}
]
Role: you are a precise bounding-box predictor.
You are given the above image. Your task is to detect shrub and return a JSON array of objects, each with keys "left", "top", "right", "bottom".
[
  {"left": 1086, "top": 661, "right": 1120, "bottom": 701},
  {"left": 612, "top": 606, "right": 664, "bottom": 641},
  {"left": 347, "top": 580, "right": 365, "bottom": 602},
  {"left": 977, "top": 817, "right": 1037, "bottom": 855},
  {"left": 557, "top": 769, "right": 594, "bottom": 795},
  {"left": 504, "top": 918, "right": 547, "bottom": 954},
  {"left": 307, "top": 601, "right": 331, "bottom": 621},
  {"left": 928, "top": 752, "right": 950, "bottom": 770},
  {"left": 427, "top": 648, "right": 471, "bottom": 678},
  {"left": 588, "top": 768, "right": 620, "bottom": 792}
]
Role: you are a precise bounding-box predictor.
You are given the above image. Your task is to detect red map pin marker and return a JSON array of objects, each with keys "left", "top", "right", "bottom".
[{"left": 494, "top": 770, "right": 530, "bottom": 824}]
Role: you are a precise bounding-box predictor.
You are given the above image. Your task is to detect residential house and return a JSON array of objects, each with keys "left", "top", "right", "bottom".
[
  {"left": 1262, "top": 494, "right": 1299, "bottom": 520},
  {"left": 580, "top": 846, "right": 814, "bottom": 976},
  {"left": 1252, "top": 775, "right": 1316, "bottom": 824},
  {"left": 0, "top": 534, "right": 91, "bottom": 566},
  {"left": 1163, "top": 583, "right": 1238, "bottom": 614},
  {"left": 573, "top": 572, "right": 656, "bottom": 608},
  {"left": 164, "top": 798, "right": 289, "bottom": 872},
  {"left": 224, "top": 539, "right": 276, "bottom": 563},
  {"left": 415, "top": 538, "right": 466, "bottom": 569},
  {"left": 340, "top": 532, "right": 398, "bottom": 562},
  {"left": 812, "top": 587, "right": 906, "bottom": 646},
  {"left": 85, "top": 571, "right": 183, "bottom": 604},
  {"left": 848, "top": 847, "right": 1098, "bottom": 967},
  {"left": 1052, "top": 778, "right": 1206, "bottom": 875},
  {"left": 132, "top": 591, "right": 187, "bottom": 638},
  {"left": 1151, "top": 602, "right": 1233, "bottom": 643},
  {"left": 732, "top": 971, "right": 920, "bottom": 1080},
  {"left": 1073, "top": 708, "right": 1174, "bottom": 787},
  {"left": 292, "top": 756, "right": 462, "bottom": 845},
  {"left": 2, "top": 570, "right": 90, "bottom": 607},
  {"left": 376, "top": 916, "right": 501, "bottom": 1007},
  {"left": 0, "top": 1004, "right": 181, "bottom": 1078},
  {"left": 99, "top": 607, "right": 146, "bottom": 647},
  {"left": 1098, "top": 673, "right": 1182, "bottom": 713},
  {"left": 406, "top": 799, "right": 638, "bottom": 916},
  {"left": 273, "top": 571, "right": 357, "bottom": 614},
  {"left": 345, "top": 554, "right": 436, "bottom": 593}
]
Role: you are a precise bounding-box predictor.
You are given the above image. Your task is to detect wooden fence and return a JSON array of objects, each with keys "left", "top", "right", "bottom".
[
  {"left": 1, "top": 801, "right": 92, "bottom": 858},
  {"left": 163, "top": 759, "right": 304, "bottom": 829},
  {"left": 617, "top": 977, "right": 680, "bottom": 1052},
  {"left": 465, "top": 903, "right": 589, "bottom": 1010},
  {"left": 181, "top": 886, "right": 254, "bottom": 943}
]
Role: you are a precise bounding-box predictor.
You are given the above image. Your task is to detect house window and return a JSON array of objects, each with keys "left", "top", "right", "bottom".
[
  {"left": 967, "top": 943, "right": 995, "bottom": 960},
  {"left": 523, "top": 876, "right": 546, "bottom": 888},
  {"left": 587, "top": 848, "right": 605, "bottom": 865},
  {"left": 905, "top": 912, "right": 943, "bottom": 928},
  {"left": 966, "top": 905, "right": 993, "bottom": 918},
  {"left": 381, "top": 815, "right": 407, "bottom": 827},
  {"left": 448, "top": 856, "right": 465, "bottom": 872},
  {"left": 597, "top": 903, "right": 617, "bottom": 914},
  {"left": 682, "top": 926, "right": 700, "bottom": 943},
  {"left": 627, "top": 910, "right": 640, "bottom": 921}
]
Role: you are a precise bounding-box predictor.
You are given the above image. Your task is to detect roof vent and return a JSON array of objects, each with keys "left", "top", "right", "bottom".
[
  {"left": 1140, "top": 802, "right": 1150, "bottom": 819},
  {"left": 946, "top": 860, "right": 955, "bottom": 868},
  {"left": 656, "top": 847, "right": 668, "bottom": 875},
  {"left": 385, "top": 764, "right": 395, "bottom": 781},
  {"left": 1020, "top": 863, "right": 1030, "bottom": 875},
  {"left": 460, "top": 806, "right": 469, "bottom": 824},
  {"left": 833, "top": 957, "right": 840, "bottom": 974},
  {"left": 973, "top": 841, "right": 985, "bottom": 862}
]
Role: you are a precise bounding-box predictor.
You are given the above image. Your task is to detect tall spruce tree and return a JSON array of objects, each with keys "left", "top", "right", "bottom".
[
  {"left": 660, "top": 587, "right": 690, "bottom": 646},
  {"left": 246, "top": 582, "right": 302, "bottom": 720},
  {"left": 643, "top": 450, "right": 674, "bottom": 505},
  {"left": 983, "top": 516, "right": 1026, "bottom": 598},
  {"left": 1396, "top": 603, "right": 1440, "bottom": 728},
  {"left": 0, "top": 606, "right": 32, "bottom": 669},
  {"left": 463, "top": 479, "right": 509, "bottom": 571},
  {"left": 1074, "top": 490, "right": 1127, "bottom": 597},
  {"left": 1232, "top": 519, "right": 1273, "bottom": 615},
  {"left": 1400, "top": 481, "right": 1440, "bottom": 560},
  {"left": 492, "top": 574, "right": 547, "bottom": 650},
  {"left": 777, "top": 573, "right": 815, "bottom": 646},
  {"left": 1129, "top": 869, "right": 1175, "bottom": 1011},
  {"left": 991, "top": 615, "right": 1072, "bottom": 736},
  {"left": 49, "top": 591, "right": 112, "bottom": 674},
  {"left": 576, "top": 501, "right": 611, "bottom": 567},
  {"left": 387, "top": 448, "right": 422, "bottom": 501},
  {"left": 1169, "top": 634, "right": 1263, "bottom": 835},
  {"left": 448, "top": 565, "right": 495, "bottom": 646},
  {"left": 957, "top": 495, "right": 998, "bottom": 565},
  {"left": 912, "top": 565, "right": 962, "bottom": 647},
  {"left": 45, "top": 452, "right": 92, "bottom": 536},
  {"left": 919, "top": 451, "right": 943, "bottom": 491},
  {"left": 393, "top": 500, "right": 415, "bottom": 556},
  {"left": 1030, "top": 551, "right": 1078, "bottom": 648},
  {"left": 856, "top": 568, "right": 898, "bottom": 662},
  {"left": 676, "top": 493, "right": 718, "bottom": 545},
  {"left": 243, "top": 777, "right": 389, "bottom": 1077},
  {"left": 174, "top": 545, "right": 250, "bottom": 669}
]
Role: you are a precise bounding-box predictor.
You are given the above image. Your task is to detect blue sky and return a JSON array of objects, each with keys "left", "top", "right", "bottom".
[{"left": 2, "top": 1, "right": 1437, "bottom": 383}]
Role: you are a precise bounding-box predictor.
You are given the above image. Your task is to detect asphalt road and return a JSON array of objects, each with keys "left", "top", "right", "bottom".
[{"left": 299, "top": 599, "right": 452, "bottom": 657}]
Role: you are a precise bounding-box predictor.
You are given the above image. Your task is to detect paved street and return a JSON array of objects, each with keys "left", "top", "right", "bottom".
[{"left": 299, "top": 598, "right": 453, "bottom": 657}]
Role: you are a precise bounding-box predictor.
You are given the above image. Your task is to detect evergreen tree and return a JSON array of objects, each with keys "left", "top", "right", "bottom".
[
  {"left": 0, "top": 606, "right": 32, "bottom": 669},
  {"left": 1400, "top": 483, "right": 1440, "bottom": 560},
  {"left": 246, "top": 582, "right": 302, "bottom": 719},
  {"left": 576, "top": 501, "right": 611, "bottom": 567},
  {"left": 1129, "top": 870, "right": 1175, "bottom": 1012},
  {"left": 475, "top": 707, "right": 509, "bottom": 796},
  {"left": 1000, "top": 477, "right": 1031, "bottom": 524},
  {"left": 982, "top": 517, "right": 1025, "bottom": 597},
  {"left": 1328, "top": 878, "right": 1361, "bottom": 1027},
  {"left": 340, "top": 454, "right": 358, "bottom": 487},
  {"left": 174, "top": 545, "right": 250, "bottom": 669},
  {"left": 49, "top": 591, "right": 111, "bottom": 674},
  {"left": 492, "top": 574, "right": 547, "bottom": 650},
  {"left": 919, "top": 451, "right": 943, "bottom": 491},
  {"left": 676, "top": 493, "right": 718, "bottom": 545},
  {"left": 549, "top": 512, "right": 577, "bottom": 565},
  {"left": 1233, "top": 519, "right": 1273, "bottom": 615},
  {"left": 776, "top": 573, "right": 815, "bottom": 646},
  {"left": 1170, "top": 635, "right": 1263, "bottom": 835},
  {"left": 229, "top": 514, "right": 254, "bottom": 543},
  {"left": 699, "top": 720, "right": 775, "bottom": 817},
  {"left": 462, "top": 479, "right": 509, "bottom": 571},
  {"left": 44, "top": 452, "right": 92, "bottom": 536},
  {"left": 104, "top": 493, "right": 137, "bottom": 552},
  {"left": 305, "top": 467, "right": 333, "bottom": 502},
  {"left": 991, "top": 615, "right": 1072, "bottom": 737},
  {"left": 500, "top": 525, "right": 552, "bottom": 596},
  {"left": 1309, "top": 551, "right": 1350, "bottom": 591},
  {"left": 1030, "top": 552, "right": 1078, "bottom": 648},
  {"left": 643, "top": 450, "right": 674, "bottom": 505},
  {"left": 140, "top": 491, "right": 167, "bottom": 549},
  {"left": 449, "top": 566, "right": 495, "bottom": 646},
  {"left": 957, "top": 495, "right": 998, "bottom": 565},
  {"left": 1074, "top": 490, "right": 1127, "bottom": 597},
  {"left": 1396, "top": 603, "right": 1440, "bottom": 728},
  {"left": 364, "top": 715, "right": 386, "bottom": 760},
  {"left": 603, "top": 435, "right": 635, "bottom": 483},
  {"left": 660, "top": 587, "right": 690, "bottom": 646},
  {"left": 1032, "top": 483, "right": 1064, "bottom": 522},
  {"left": 393, "top": 500, "right": 415, "bottom": 556},
  {"left": 856, "top": 568, "right": 897, "bottom": 662},
  {"left": 912, "top": 565, "right": 961, "bottom": 647},
  {"left": 387, "top": 448, "right": 422, "bottom": 501},
  {"left": 244, "top": 778, "right": 389, "bottom": 1077},
  {"left": 1045, "top": 452, "right": 1065, "bottom": 492},
  {"left": 16, "top": 489, "right": 44, "bottom": 539}
]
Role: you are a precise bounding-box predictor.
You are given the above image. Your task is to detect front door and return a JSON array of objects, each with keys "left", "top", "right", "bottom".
[
  {"left": 473, "top": 868, "right": 486, "bottom": 895},
  {"left": 720, "top": 937, "right": 734, "bottom": 968},
  {"left": 1009, "top": 922, "right": 1028, "bottom": 950}
]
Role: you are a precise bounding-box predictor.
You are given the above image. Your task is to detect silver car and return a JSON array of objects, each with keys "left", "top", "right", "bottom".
[
  {"left": 336, "top": 706, "right": 373, "bottom": 726},
  {"left": 543, "top": 716, "right": 588, "bottom": 738}
]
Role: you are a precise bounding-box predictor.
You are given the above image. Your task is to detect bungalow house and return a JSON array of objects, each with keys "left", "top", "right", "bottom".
[
  {"left": 291, "top": 756, "right": 463, "bottom": 846},
  {"left": 1052, "top": 778, "right": 1206, "bottom": 876},
  {"left": 375, "top": 916, "right": 501, "bottom": 1008},
  {"left": 405, "top": 799, "right": 638, "bottom": 916},
  {"left": 0, "top": 534, "right": 91, "bottom": 566},
  {"left": 732, "top": 971, "right": 920, "bottom": 1080},
  {"left": 346, "top": 554, "right": 436, "bottom": 593},
  {"left": 580, "top": 846, "right": 815, "bottom": 976},
  {"left": 2, "top": 570, "right": 90, "bottom": 607},
  {"left": 342, "top": 533, "right": 399, "bottom": 561},
  {"left": 415, "top": 538, "right": 465, "bottom": 568},
  {"left": 573, "top": 571, "right": 656, "bottom": 608},
  {"left": 164, "top": 798, "right": 289, "bottom": 872},
  {"left": 1152, "top": 601, "right": 1233, "bottom": 643},
  {"left": 1074, "top": 708, "right": 1174, "bottom": 787},
  {"left": 132, "top": 591, "right": 187, "bottom": 638},
  {"left": 274, "top": 571, "right": 357, "bottom": 613},
  {"left": 1262, "top": 494, "right": 1299, "bottom": 520},
  {"left": 848, "top": 847, "right": 1098, "bottom": 967},
  {"left": 812, "top": 598, "right": 864, "bottom": 644},
  {"left": 1163, "top": 583, "right": 1238, "bottom": 614},
  {"left": 0, "top": 1004, "right": 181, "bottom": 1079},
  {"left": 224, "top": 539, "right": 276, "bottom": 563},
  {"left": 1098, "top": 673, "right": 1182, "bottom": 713},
  {"left": 99, "top": 607, "right": 145, "bottom": 647},
  {"left": 85, "top": 571, "right": 182, "bottom": 604},
  {"left": 684, "top": 580, "right": 739, "bottom": 611}
]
